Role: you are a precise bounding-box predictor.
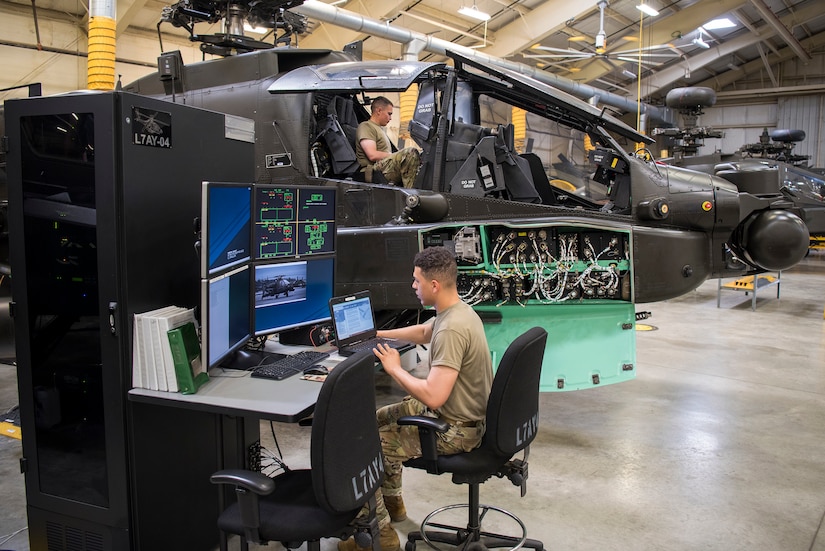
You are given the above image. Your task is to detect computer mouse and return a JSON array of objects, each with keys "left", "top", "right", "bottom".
[{"left": 304, "top": 364, "right": 329, "bottom": 376}]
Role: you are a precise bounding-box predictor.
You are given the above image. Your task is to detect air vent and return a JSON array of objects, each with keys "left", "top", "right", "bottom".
[{"left": 46, "top": 521, "right": 104, "bottom": 551}]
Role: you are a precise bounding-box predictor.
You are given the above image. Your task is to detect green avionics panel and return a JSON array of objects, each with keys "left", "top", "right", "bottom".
[{"left": 420, "top": 221, "right": 636, "bottom": 392}]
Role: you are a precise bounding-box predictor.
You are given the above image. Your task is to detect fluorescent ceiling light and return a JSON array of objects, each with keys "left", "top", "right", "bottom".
[
  {"left": 703, "top": 18, "right": 735, "bottom": 30},
  {"left": 636, "top": 4, "right": 659, "bottom": 17},
  {"left": 622, "top": 69, "right": 637, "bottom": 79},
  {"left": 692, "top": 37, "right": 710, "bottom": 49},
  {"left": 458, "top": 5, "right": 491, "bottom": 22}
]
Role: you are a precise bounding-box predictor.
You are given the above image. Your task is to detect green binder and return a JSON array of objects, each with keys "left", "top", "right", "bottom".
[{"left": 167, "top": 322, "right": 209, "bottom": 394}]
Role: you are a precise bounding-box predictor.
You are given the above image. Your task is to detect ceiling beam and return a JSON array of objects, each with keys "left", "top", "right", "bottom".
[
  {"left": 748, "top": 0, "right": 811, "bottom": 61},
  {"left": 489, "top": 0, "right": 529, "bottom": 17},
  {"left": 696, "top": 29, "right": 825, "bottom": 91},
  {"left": 631, "top": 0, "right": 824, "bottom": 100},
  {"left": 756, "top": 42, "right": 779, "bottom": 87},
  {"left": 640, "top": 32, "right": 766, "bottom": 96},
  {"left": 716, "top": 83, "right": 825, "bottom": 101},
  {"left": 398, "top": 8, "right": 492, "bottom": 46},
  {"left": 0, "top": 0, "right": 84, "bottom": 31},
  {"left": 481, "top": 0, "right": 599, "bottom": 58},
  {"left": 117, "top": 0, "right": 150, "bottom": 36}
]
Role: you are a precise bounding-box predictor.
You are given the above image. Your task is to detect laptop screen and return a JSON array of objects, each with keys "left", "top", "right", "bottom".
[{"left": 330, "top": 293, "right": 376, "bottom": 342}]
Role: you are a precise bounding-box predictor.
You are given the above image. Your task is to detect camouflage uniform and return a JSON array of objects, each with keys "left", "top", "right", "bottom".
[
  {"left": 356, "top": 120, "right": 420, "bottom": 188},
  {"left": 373, "top": 147, "right": 421, "bottom": 188},
  {"left": 372, "top": 396, "right": 485, "bottom": 527}
]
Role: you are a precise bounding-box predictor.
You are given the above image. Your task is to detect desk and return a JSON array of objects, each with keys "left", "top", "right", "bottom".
[
  {"left": 129, "top": 367, "right": 323, "bottom": 422},
  {"left": 126, "top": 341, "right": 342, "bottom": 551},
  {"left": 128, "top": 342, "right": 342, "bottom": 421}
]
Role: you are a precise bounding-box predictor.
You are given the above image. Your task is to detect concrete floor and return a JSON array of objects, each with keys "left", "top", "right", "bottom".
[{"left": 1, "top": 252, "right": 824, "bottom": 551}]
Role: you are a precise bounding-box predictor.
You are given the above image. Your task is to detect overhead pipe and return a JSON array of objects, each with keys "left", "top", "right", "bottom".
[
  {"left": 291, "top": 0, "right": 674, "bottom": 125},
  {"left": 88, "top": 0, "right": 116, "bottom": 90}
]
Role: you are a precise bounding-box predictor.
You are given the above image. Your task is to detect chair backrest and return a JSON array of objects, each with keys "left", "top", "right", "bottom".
[
  {"left": 482, "top": 327, "right": 548, "bottom": 458},
  {"left": 311, "top": 351, "right": 384, "bottom": 513},
  {"left": 520, "top": 153, "right": 557, "bottom": 206}
]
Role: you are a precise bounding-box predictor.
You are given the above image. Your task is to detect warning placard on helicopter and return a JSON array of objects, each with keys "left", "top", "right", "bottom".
[{"left": 131, "top": 107, "right": 172, "bottom": 148}]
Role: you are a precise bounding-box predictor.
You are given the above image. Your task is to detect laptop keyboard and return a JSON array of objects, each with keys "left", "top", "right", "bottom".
[
  {"left": 250, "top": 350, "right": 331, "bottom": 381},
  {"left": 345, "top": 338, "right": 407, "bottom": 354}
]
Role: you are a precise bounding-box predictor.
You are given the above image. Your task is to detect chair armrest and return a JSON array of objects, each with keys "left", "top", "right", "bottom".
[
  {"left": 211, "top": 469, "right": 274, "bottom": 544},
  {"left": 398, "top": 415, "right": 449, "bottom": 471},
  {"left": 210, "top": 469, "right": 276, "bottom": 495},
  {"left": 398, "top": 415, "right": 449, "bottom": 432}
]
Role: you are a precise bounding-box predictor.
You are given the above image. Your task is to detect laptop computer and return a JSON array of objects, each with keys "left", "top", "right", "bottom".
[{"left": 329, "top": 291, "right": 415, "bottom": 357}]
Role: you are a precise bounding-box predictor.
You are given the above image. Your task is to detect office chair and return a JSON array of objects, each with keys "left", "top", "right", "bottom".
[
  {"left": 210, "top": 351, "right": 383, "bottom": 551},
  {"left": 399, "top": 327, "right": 548, "bottom": 551}
]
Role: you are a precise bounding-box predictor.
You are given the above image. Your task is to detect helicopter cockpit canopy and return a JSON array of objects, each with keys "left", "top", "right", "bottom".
[
  {"left": 267, "top": 60, "right": 447, "bottom": 93},
  {"left": 447, "top": 52, "right": 652, "bottom": 146}
]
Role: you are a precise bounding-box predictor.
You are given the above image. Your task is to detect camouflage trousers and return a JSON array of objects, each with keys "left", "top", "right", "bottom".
[
  {"left": 374, "top": 147, "right": 421, "bottom": 188},
  {"left": 368, "top": 396, "right": 485, "bottom": 527}
]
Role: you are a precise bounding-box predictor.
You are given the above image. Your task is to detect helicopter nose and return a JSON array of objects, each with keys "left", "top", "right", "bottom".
[{"left": 730, "top": 209, "right": 809, "bottom": 271}]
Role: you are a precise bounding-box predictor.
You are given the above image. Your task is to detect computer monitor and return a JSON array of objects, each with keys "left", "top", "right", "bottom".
[
  {"left": 202, "top": 181, "right": 252, "bottom": 277},
  {"left": 253, "top": 256, "right": 335, "bottom": 336},
  {"left": 201, "top": 264, "right": 252, "bottom": 369},
  {"left": 253, "top": 185, "right": 335, "bottom": 259}
]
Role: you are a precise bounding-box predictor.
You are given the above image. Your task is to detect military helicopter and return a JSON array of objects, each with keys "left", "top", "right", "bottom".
[
  {"left": 656, "top": 87, "right": 825, "bottom": 241},
  {"left": 259, "top": 275, "right": 295, "bottom": 299},
  {"left": 123, "top": 0, "right": 810, "bottom": 389}
]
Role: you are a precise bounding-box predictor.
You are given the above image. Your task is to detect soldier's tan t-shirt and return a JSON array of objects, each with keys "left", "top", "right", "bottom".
[
  {"left": 429, "top": 300, "right": 493, "bottom": 423},
  {"left": 355, "top": 120, "right": 391, "bottom": 168}
]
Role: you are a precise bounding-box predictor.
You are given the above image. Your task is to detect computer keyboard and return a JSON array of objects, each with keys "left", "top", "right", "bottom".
[{"left": 250, "top": 350, "right": 331, "bottom": 381}]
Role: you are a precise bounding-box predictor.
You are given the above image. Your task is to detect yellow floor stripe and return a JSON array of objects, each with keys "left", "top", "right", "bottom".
[{"left": 0, "top": 421, "right": 21, "bottom": 440}]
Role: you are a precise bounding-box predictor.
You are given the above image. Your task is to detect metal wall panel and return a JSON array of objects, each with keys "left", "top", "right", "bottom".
[
  {"left": 695, "top": 104, "right": 778, "bottom": 156},
  {"left": 778, "top": 95, "right": 824, "bottom": 167}
]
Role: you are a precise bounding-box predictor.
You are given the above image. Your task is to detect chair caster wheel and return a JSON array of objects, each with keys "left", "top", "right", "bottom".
[{"left": 405, "top": 541, "right": 417, "bottom": 551}]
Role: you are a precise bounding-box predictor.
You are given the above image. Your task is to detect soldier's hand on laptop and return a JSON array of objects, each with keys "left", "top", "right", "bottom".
[{"left": 373, "top": 342, "right": 401, "bottom": 374}]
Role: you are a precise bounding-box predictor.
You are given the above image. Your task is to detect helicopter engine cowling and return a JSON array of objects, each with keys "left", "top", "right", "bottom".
[{"left": 729, "top": 209, "right": 809, "bottom": 271}]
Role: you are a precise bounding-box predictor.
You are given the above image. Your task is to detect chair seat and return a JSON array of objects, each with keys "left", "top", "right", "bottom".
[
  {"left": 405, "top": 447, "right": 510, "bottom": 483},
  {"left": 217, "top": 470, "right": 360, "bottom": 542}
]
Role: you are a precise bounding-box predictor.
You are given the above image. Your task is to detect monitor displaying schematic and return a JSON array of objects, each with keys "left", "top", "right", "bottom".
[
  {"left": 253, "top": 256, "right": 335, "bottom": 336},
  {"left": 201, "top": 264, "right": 252, "bottom": 369},
  {"left": 254, "top": 185, "right": 335, "bottom": 259},
  {"left": 201, "top": 181, "right": 252, "bottom": 277}
]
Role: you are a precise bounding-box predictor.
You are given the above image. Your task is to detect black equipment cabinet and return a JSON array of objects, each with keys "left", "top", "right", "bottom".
[{"left": 5, "top": 91, "right": 255, "bottom": 550}]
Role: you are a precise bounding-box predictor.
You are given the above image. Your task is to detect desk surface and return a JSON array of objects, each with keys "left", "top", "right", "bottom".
[{"left": 128, "top": 342, "right": 343, "bottom": 423}]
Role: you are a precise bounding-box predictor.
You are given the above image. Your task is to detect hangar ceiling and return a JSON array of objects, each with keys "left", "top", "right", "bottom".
[{"left": 0, "top": 0, "right": 824, "bottom": 106}]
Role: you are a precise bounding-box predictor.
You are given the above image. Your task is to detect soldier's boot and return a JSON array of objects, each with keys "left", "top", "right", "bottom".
[
  {"left": 384, "top": 495, "right": 408, "bottom": 522},
  {"left": 337, "top": 524, "right": 401, "bottom": 551}
]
